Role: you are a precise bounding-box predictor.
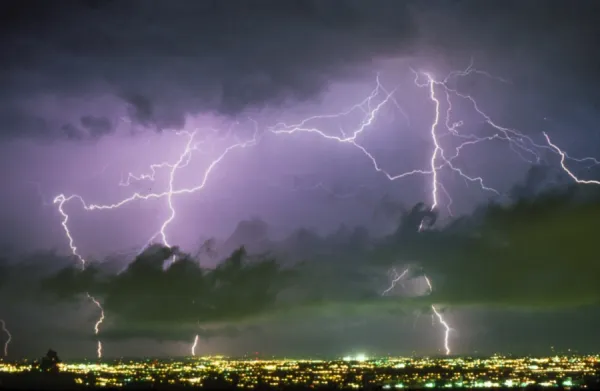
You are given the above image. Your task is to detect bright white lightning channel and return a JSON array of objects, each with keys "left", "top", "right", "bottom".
[
  {"left": 424, "top": 275, "right": 451, "bottom": 356},
  {"left": 87, "top": 293, "right": 105, "bottom": 359},
  {"left": 0, "top": 319, "right": 11, "bottom": 357},
  {"left": 191, "top": 334, "right": 199, "bottom": 357}
]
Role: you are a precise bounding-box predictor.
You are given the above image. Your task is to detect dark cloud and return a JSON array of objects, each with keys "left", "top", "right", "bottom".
[
  {"left": 60, "top": 123, "right": 84, "bottom": 141},
  {"left": 52, "top": 116, "right": 114, "bottom": 141},
  {"left": 0, "top": 0, "right": 416, "bottom": 138},
  {"left": 1, "top": 1, "right": 599, "bottom": 139},
  {"left": 425, "top": 189, "right": 600, "bottom": 308},
  {"left": 2, "top": 173, "right": 598, "bottom": 344},
  {"left": 102, "top": 323, "right": 251, "bottom": 344},
  {"left": 80, "top": 115, "right": 112, "bottom": 138},
  {"left": 0, "top": 110, "right": 50, "bottom": 139},
  {"left": 124, "top": 94, "right": 154, "bottom": 128}
]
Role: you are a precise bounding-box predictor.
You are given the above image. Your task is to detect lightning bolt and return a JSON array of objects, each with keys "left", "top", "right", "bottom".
[
  {"left": 49, "top": 60, "right": 600, "bottom": 356},
  {"left": 543, "top": 132, "right": 600, "bottom": 185},
  {"left": 119, "top": 162, "right": 174, "bottom": 187},
  {"left": 424, "top": 275, "right": 451, "bottom": 356},
  {"left": 191, "top": 334, "right": 199, "bottom": 357},
  {"left": 53, "top": 196, "right": 106, "bottom": 358},
  {"left": 381, "top": 267, "right": 410, "bottom": 296},
  {"left": 0, "top": 319, "right": 11, "bottom": 357},
  {"left": 86, "top": 293, "right": 105, "bottom": 359}
]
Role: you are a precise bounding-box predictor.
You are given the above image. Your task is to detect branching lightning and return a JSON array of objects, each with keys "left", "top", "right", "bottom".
[
  {"left": 54, "top": 196, "right": 106, "bottom": 358},
  {"left": 543, "top": 132, "right": 600, "bottom": 185},
  {"left": 49, "top": 59, "right": 600, "bottom": 357},
  {"left": 424, "top": 276, "right": 451, "bottom": 356},
  {"left": 381, "top": 268, "right": 409, "bottom": 296},
  {"left": 0, "top": 319, "right": 11, "bottom": 357},
  {"left": 382, "top": 268, "right": 452, "bottom": 355}
]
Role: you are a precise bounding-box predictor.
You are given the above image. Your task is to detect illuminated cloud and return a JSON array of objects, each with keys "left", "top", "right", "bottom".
[{"left": 1, "top": 183, "right": 596, "bottom": 339}]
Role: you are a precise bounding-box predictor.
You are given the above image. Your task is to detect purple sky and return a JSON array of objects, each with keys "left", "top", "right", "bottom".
[{"left": 1, "top": 0, "right": 600, "bottom": 360}]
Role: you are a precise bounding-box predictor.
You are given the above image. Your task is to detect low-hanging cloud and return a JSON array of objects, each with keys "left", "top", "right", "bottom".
[{"left": 2, "top": 168, "right": 600, "bottom": 343}]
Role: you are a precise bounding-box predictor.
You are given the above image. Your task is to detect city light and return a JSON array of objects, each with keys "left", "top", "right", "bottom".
[{"left": 1, "top": 354, "right": 597, "bottom": 389}]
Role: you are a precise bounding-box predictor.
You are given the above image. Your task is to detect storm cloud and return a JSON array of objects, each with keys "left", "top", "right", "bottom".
[
  {"left": 1, "top": 0, "right": 599, "bottom": 140},
  {"left": 2, "top": 175, "right": 599, "bottom": 345}
]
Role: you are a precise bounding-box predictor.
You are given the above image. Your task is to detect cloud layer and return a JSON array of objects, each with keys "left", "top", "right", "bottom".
[
  {"left": 3, "top": 173, "right": 599, "bottom": 343},
  {"left": 1, "top": 0, "right": 599, "bottom": 140}
]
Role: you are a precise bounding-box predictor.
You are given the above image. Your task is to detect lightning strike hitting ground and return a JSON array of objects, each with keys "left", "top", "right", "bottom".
[
  {"left": 53, "top": 196, "right": 105, "bottom": 358},
  {"left": 87, "top": 293, "right": 105, "bottom": 359},
  {"left": 191, "top": 335, "right": 199, "bottom": 357},
  {"left": 50, "top": 60, "right": 600, "bottom": 356},
  {"left": 430, "top": 305, "right": 451, "bottom": 356},
  {"left": 424, "top": 276, "right": 451, "bottom": 356},
  {"left": 0, "top": 319, "right": 11, "bottom": 357}
]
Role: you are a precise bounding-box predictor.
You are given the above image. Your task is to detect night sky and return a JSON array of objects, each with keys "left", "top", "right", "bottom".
[{"left": 1, "top": 0, "right": 600, "bottom": 360}]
